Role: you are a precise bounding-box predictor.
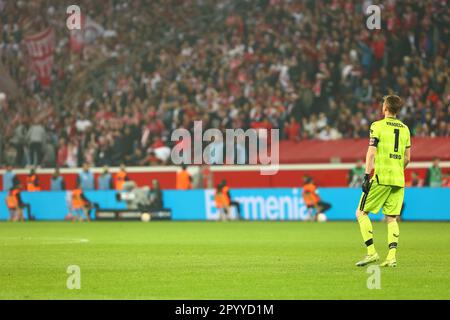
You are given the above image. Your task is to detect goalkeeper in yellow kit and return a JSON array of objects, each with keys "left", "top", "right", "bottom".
[{"left": 355, "top": 95, "right": 411, "bottom": 267}]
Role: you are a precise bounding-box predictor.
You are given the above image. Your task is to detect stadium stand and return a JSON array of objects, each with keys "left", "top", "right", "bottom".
[{"left": 0, "top": 0, "right": 448, "bottom": 170}]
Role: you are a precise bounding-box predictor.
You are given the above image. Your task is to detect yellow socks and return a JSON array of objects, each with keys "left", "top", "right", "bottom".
[
  {"left": 387, "top": 220, "right": 399, "bottom": 260},
  {"left": 358, "top": 214, "right": 376, "bottom": 255},
  {"left": 358, "top": 214, "right": 399, "bottom": 260}
]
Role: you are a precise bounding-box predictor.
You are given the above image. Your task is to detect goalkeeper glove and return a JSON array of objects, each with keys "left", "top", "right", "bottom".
[{"left": 362, "top": 174, "right": 371, "bottom": 194}]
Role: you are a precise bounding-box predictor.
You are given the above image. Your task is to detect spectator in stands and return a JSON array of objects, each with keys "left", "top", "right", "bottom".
[
  {"left": 354, "top": 79, "right": 373, "bottom": 104},
  {"left": 2, "top": 165, "right": 18, "bottom": 191},
  {"left": 9, "top": 121, "right": 27, "bottom": 166},
  {"left": 147, "top": 151, "right": 162, "bottom": 166},
  {"left": 126, "top": 148, "right": 147, "bottom": 166},
  {"left": 26, "top": 119, "right": 46, "bottom": 167},
  {"left": 0, "top": 0, "right": 448, "bottom": 169},
  {"left": 150, "top": 136, "right": 171, "bottom": 165},
  {"left": 317, "top": 125, "right": 342, "bottom": 141},
  {"left": 110, "top": 130, "right": 127, "bottom": 165},
  {"left": 348, "top": 160, "right": 365, "bottom": 187},
  {"left": 98, "top": 166, "right": 113, "bottom": 190},
  {"left": 50, "top": 168, "right": 66, "bottom": 191},
  {"left": 2, "top": 143, "right": 18, "bottom": 166},
  {"left": 41, "top": 139, "right": 56, "bottom": 168},
  {"left": 425, "top": 158, "right": 443, "bottom": 187},
  {"left": 66, "top": 140, "right": 79, "bottom": 168},
  {"left": 94, "top": 141, "right": 112, "bottom": 167},
  {"left": 284, "top": 116, "right": 301, "bottom": 141},
  {"left": 77, "top": 163, "right": 95, "bottom": 190},
  {"left": 56, "top": 138, "right": 68, "bottom": 168},
  {"left": 176, "top": 164, "right": 192, "bottom": 190}
]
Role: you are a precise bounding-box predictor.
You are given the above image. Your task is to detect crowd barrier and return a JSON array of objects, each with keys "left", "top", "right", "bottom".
[
  {"left": 1, "top": 188, "right": 449, "bottom": 221},
  {"left": 2, "top": 161, "right": 450, "bottom": 190}
]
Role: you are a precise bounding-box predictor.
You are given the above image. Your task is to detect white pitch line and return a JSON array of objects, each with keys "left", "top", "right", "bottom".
[{"left": 0, "top": 237, "right": 90, "bottom": 245}]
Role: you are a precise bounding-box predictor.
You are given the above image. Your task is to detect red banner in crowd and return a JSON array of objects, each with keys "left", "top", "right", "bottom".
[{"left": 24, "top": 28, "right": 55, "bottom": 88}]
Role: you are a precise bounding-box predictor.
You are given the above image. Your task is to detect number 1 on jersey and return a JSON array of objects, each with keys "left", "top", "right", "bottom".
[{"left": 393, "top": 129, "right": 399, "bottom": 152}]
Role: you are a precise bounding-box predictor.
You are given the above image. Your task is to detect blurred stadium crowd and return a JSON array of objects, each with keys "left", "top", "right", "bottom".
[{"left": 0, "top": 0, "right": 448, "bottom": 168}]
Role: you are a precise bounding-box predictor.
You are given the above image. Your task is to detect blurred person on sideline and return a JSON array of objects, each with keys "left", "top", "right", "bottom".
[
  {"left": 5, "top": 185, "right": 23, "bottom": 221},
  {"left": 26, "top": 167, "right": 41, "bottom": 191},
  {"left": 220, "top": 179, "right": 241, "bottom": 219},
  {"left": 214, "top": 182, "right": 231, "bottom": 221},
  {"left": 5, "top": 181, "right": 34, "bottom": 221},
  {"left": 148, "top": 179, "right": 164, "bottom": 211},
  {"left": 115, "top": 163, "right": 129, "bottom": 191},
  {"left": 50, "top": 167, "right": 66, "bottom": 191},
  {"left": 176, "top": 164, "right": 192, "bottom": 190},
  {"left": 77, "top": 163, "right": 95, "bottom": 190},
  {"left": 2, "top": 164, "right": 19, "bottom": 191},
  {"left": 406, "top": 171, "right": 423, "bottom": 187},
  {"left": 302, "top": 176, "right": 332, "bottom": 221},
  {"left": 191, "top": 166, "right": 204, "bottom": 189},
  {"left": 71, "top": 181, "right": 97, "bottom": 222},
  {"left": 98, "top": 166, "right": 113, "bottom": 190},
  {"left": 425, "top": 158, "right": 442, "bottom": 187},
  {"left": 348, "top": 160, "right": 366, "bottom": 187}
]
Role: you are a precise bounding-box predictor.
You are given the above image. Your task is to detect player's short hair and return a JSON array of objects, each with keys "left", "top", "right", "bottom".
[{"left": 383, "top": 95, "right": 403, "bottom": 115}]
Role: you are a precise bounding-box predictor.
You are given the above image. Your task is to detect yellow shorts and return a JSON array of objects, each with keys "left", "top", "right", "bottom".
[{"left": 358, "top": 179, "right": 404, "bottom": 216}]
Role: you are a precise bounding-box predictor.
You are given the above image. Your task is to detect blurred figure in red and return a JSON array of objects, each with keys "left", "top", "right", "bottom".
[
  {"left": 284, "top": 116, "right": 301, "bottom": 141},
  {"left": 442, "top": 173, "right": 450, "bottom": 187}
]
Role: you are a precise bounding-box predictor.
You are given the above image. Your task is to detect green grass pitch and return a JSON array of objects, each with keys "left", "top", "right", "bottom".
[{"left": 0, "top": 221, "right": 449, "bottom": 299}]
